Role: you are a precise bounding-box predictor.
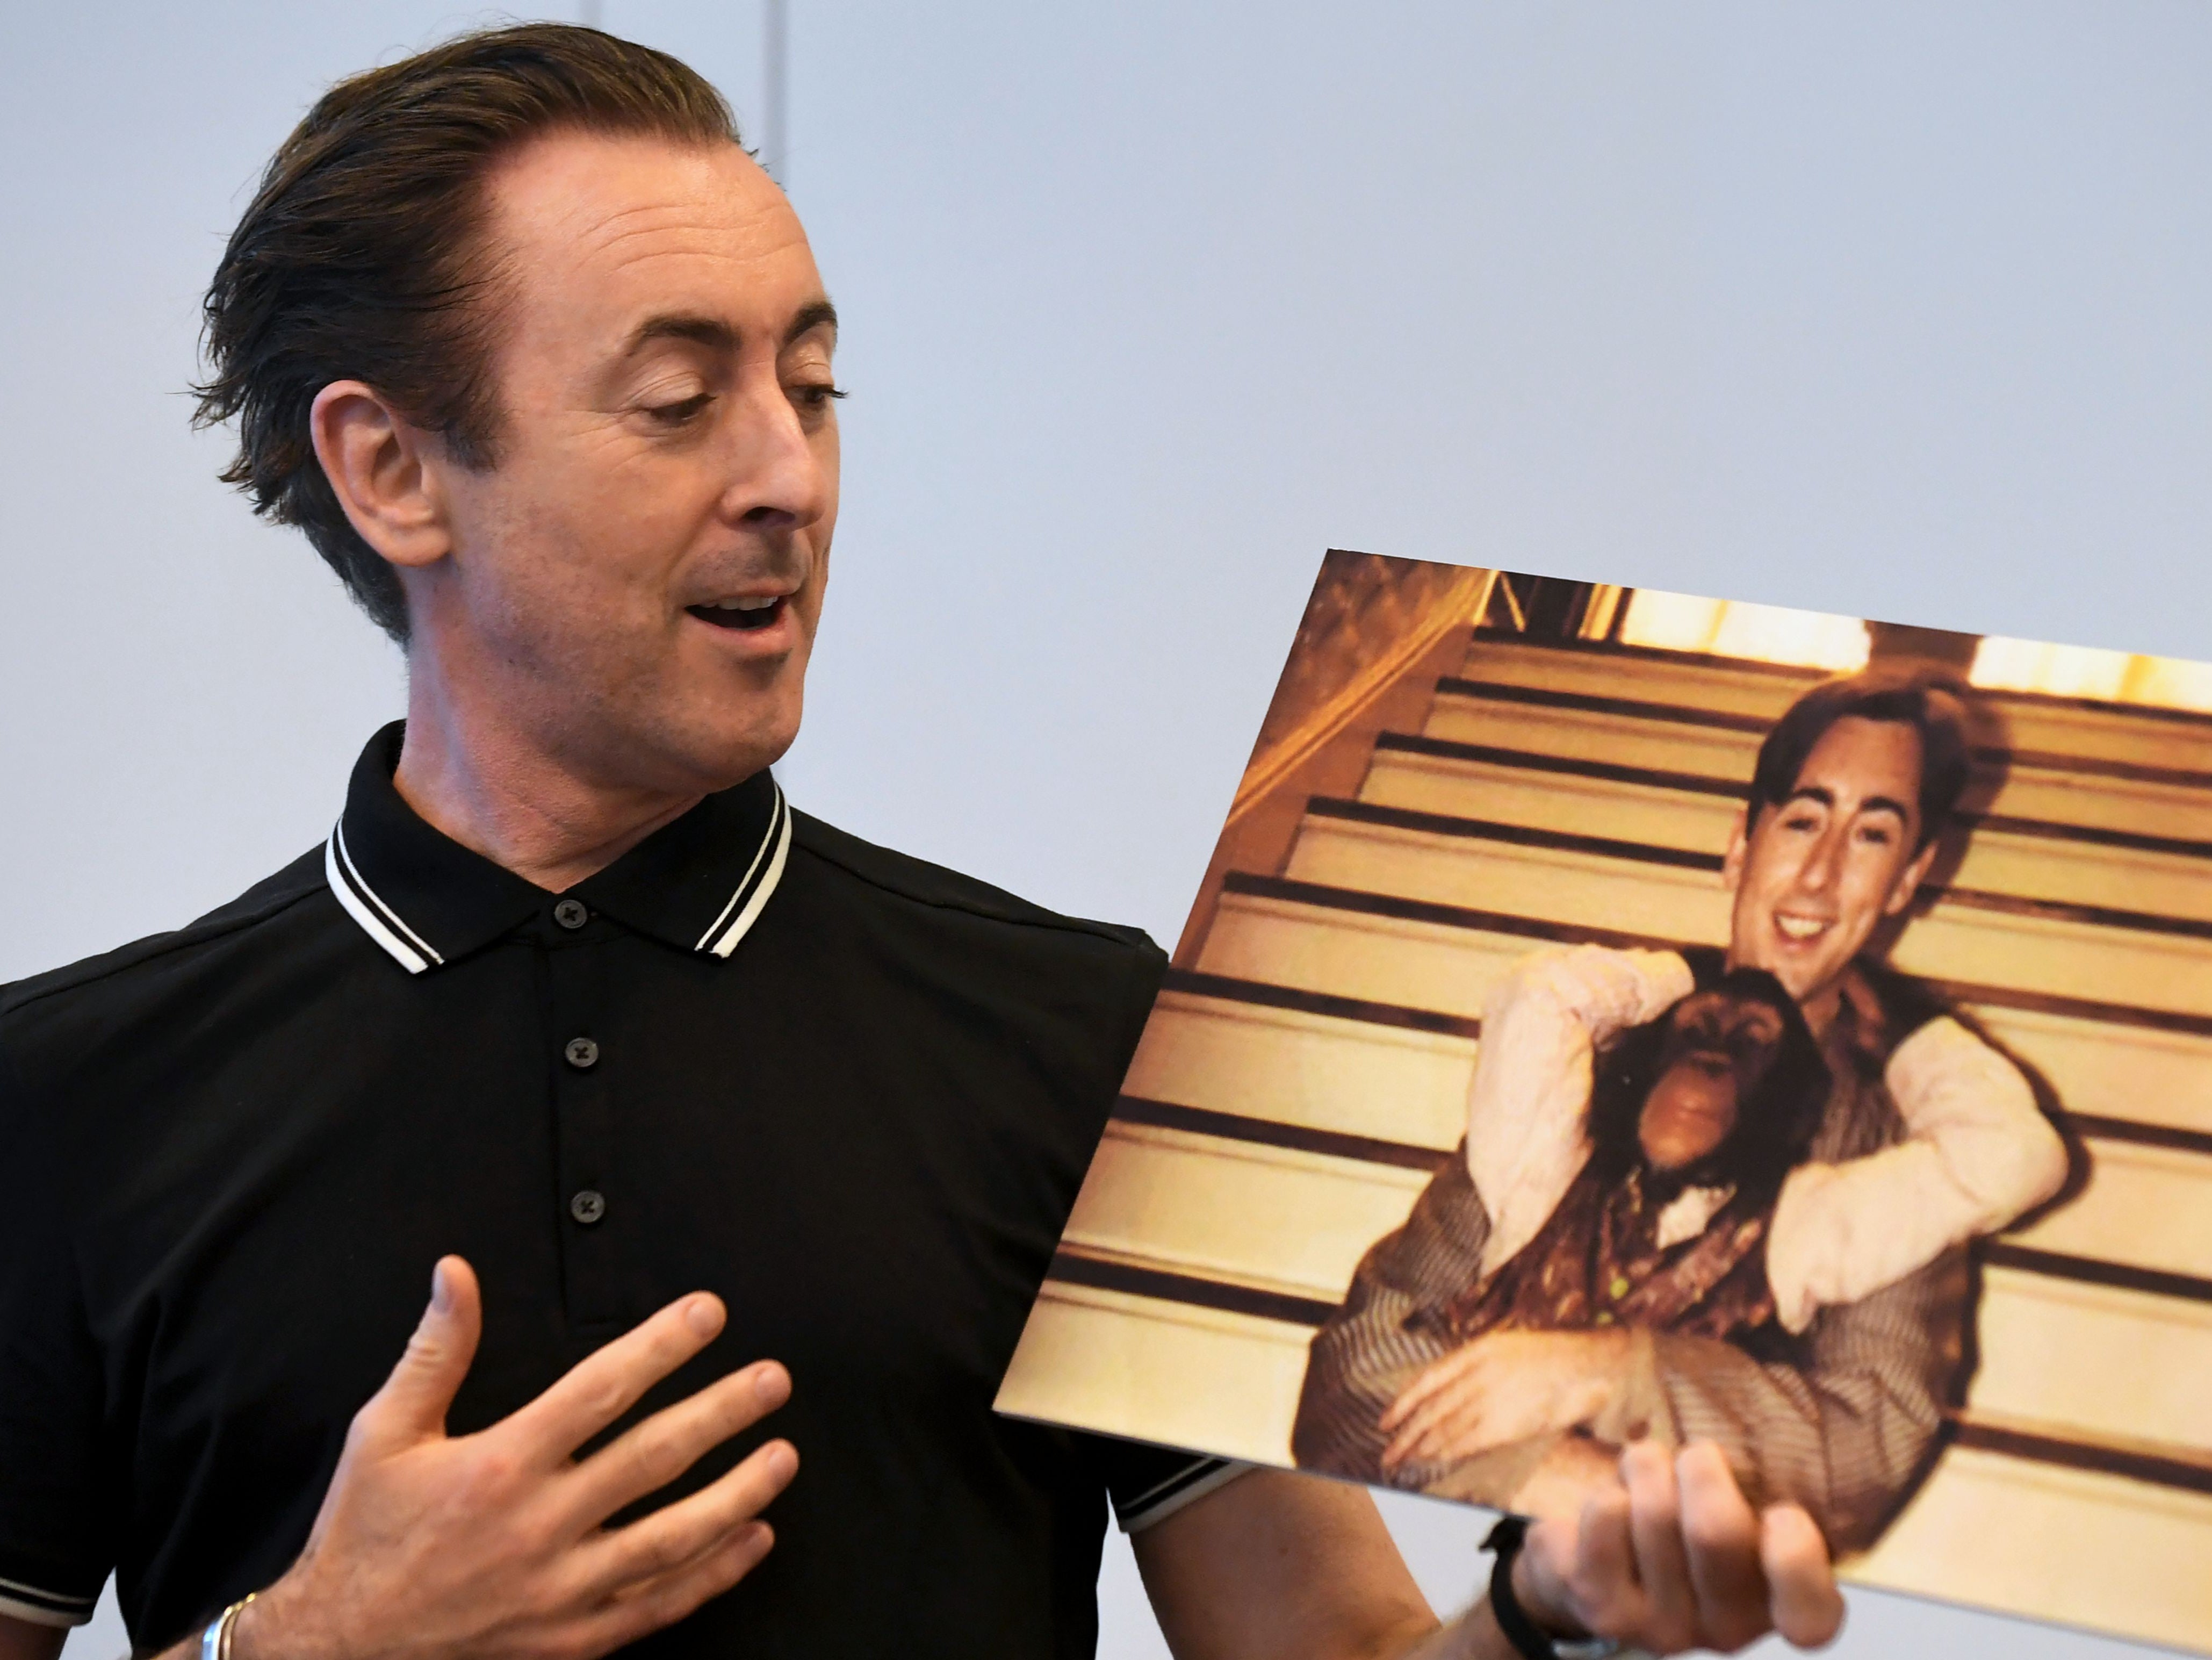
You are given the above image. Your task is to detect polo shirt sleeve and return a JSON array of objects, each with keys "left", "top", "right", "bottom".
[
  {"left": 0, "top": 1036, "right": 110, "bottom": 1628},
  {"left": 1082, "top": 1432, "right": 1253, "bottom": 1533}
]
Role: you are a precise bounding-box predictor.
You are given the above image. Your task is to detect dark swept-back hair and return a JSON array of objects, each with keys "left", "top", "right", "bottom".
[
  {"left": 1747, "top": 666, "right": 1974, "bottom": 851},
  {"left": 194, "top": 24, "right": 741, "bottom": 643}
]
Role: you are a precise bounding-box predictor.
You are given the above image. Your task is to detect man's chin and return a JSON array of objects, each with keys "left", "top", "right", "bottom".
[
  {"left": 585, "top": 706, "right": 802, "bottom": 799},
  {"left": 696, "top": 718, "right": 801, "bottom": 789},
  {"left": 1726, "top": 947, "right": 1828, "bottom": 1011}
]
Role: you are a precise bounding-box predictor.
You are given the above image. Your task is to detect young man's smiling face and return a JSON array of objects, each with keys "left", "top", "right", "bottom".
[
  {"left": 1722, "top": 716, "right": 1941, "bottom": 1031},
  {"left": 395, "top": 129, "right": 840, "bottom": 796}
]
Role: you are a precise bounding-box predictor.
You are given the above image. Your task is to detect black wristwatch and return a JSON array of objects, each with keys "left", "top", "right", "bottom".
[{"left": 1483, "top": 1515, "right": 1623, "bottom": 1660}]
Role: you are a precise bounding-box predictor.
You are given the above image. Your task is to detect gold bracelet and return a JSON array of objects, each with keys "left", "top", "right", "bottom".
[{"left": 199, "top": 1593, "right": 256, "bottom": 1660}]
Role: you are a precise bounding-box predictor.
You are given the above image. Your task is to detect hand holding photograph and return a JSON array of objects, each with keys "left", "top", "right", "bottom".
[{"left": 997, "top": 553, "right": 2212, "bottom": 1655}]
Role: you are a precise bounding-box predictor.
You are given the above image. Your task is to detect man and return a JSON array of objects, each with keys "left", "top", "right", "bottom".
[
  {"left": 0, "top": 25, "right": 1846, "bottom": 1660},
  {"left": 1293, "top": 672, "right": 2068, "bottom": 1551}
]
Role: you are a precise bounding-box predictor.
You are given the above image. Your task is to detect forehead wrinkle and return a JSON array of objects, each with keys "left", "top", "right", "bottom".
[
  {"left": 597, "top": 240, "right": 791, "bottom": 290},
  {"left": 512, "top": 188, "right": 805, "bottom": 297},
  {"left": 571, "top": 224, "right": 821, "bottom": 332}
]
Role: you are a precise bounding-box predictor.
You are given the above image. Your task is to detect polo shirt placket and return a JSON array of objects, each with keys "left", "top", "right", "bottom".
[{"left": 546, "top": 903, "right": 622, "bottom": 1329}]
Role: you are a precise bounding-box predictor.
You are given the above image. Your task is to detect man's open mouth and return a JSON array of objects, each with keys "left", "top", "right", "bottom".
[
  {"left": 1774, "top": 914, "right": 1831, "bottom": 943},
  {"left": 688, "top": 596, "right": 787, "bottom": 631}
]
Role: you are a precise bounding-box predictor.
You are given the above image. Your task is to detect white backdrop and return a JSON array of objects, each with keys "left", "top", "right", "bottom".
[{"left": 4, "top": 3, "right": 2206, "bottom": 1656}]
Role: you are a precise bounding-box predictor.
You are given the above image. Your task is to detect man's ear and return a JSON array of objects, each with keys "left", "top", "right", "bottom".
[
  {"left": 1883, "top": 837, "right": 1942, "bottom": 917},
  {"left": 309, "top": 380, "right": 453, "bottom": 572},
  {"left": 1720, "top": 805, "right": 1750, "bottom": 891}
]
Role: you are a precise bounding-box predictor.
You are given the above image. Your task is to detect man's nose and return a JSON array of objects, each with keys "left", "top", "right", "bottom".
[
  {"left": 1794, "top": 825, "right": 1848, "bottom": 894},
  {"left": 717, "top": 378, "right": 830, "bottom": 532}
]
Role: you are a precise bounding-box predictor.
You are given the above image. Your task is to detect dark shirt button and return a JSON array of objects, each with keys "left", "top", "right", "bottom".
[
  {"left": 553, "top": 898, "right": 589, "bottom": 930},
  {"left": 564, "top": 1036, "right": 600, "bottom": 1070},
  {"left": 570, "top": 1189, "right": 607, "bottom": 1226}
]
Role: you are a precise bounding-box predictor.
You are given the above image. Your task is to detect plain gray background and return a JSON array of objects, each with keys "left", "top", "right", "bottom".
[{"left": 4, "top": 3, "right": 2206, "bottom": 1655}]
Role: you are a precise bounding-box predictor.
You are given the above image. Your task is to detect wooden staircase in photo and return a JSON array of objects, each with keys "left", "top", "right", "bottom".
[{"left": 1004, "top": 628, "right": 2212, "bottom": 1653}]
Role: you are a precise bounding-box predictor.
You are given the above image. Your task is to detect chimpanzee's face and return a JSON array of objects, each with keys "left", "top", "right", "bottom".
[{"left": 1638, "top": 988, "right": 1792, "bottom": 1172}]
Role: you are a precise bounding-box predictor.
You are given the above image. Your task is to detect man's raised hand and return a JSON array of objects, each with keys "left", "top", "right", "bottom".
[
  {"left": 1512, "top": 1441, "right": 1846, "bottom": 1656},
  {"left": 225, "top": 1257, "right": 795, "bottom": 1660}
]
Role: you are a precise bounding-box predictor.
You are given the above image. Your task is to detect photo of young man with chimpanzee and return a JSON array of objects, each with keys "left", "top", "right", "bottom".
[
  {"left": 1290, "top": 671, "right": 2066, "bottom": 1554},
  {"left": 1003, "top": 560, "right": 2212, "bottom": 1652}
]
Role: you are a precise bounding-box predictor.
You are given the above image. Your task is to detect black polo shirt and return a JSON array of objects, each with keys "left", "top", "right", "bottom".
[{"left": 0, "top": 723, "right": 1232, "bottom": 1656}]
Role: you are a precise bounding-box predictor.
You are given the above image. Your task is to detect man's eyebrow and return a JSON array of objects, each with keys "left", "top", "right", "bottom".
[
  {"left": 627, "top": 313, "right": 738, "bottom": 354},
  {"left": 621, "top": 303, "right": 835, "bottom": 357},
  {"left": 1786, "top": 783, "right": 1911, "bottom": 822},
  {"left": 783, "top": 299, "right": 838, "bottom": 349}
]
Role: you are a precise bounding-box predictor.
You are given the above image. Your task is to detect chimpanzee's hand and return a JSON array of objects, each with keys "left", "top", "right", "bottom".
[{"left": 225, "top": 1257, "right": 795, "bottom": 1660}]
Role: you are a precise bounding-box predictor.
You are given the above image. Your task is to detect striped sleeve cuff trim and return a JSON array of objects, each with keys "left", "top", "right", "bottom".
[
  {"left": 1116, "top": 1458, "right": 1256, "bottom": 1533},
  {"left": 0, "top": 1573, "right": 98, "bottom": 1628}
]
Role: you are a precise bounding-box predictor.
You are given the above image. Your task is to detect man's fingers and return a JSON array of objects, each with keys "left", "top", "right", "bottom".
[
  {"left": 576, "top": 1519, "right": 777, "bottom": 1654},
  {"left": 1379, "top": 1361, "right": 1453, "bottom": 1427},
  {"left": 358, "top": 1256, "right": 483, "bottom": 1446},
  {"left": 1761, "top": 1504, "right": 1845, "bottom": 1649},
  {"left": 1380, "top": 1398, "right": 1461, "bottom": 1470},
  {"left": 574, "top": 1433, "right": 798, "bottom": 1600},
  {"left": 1380, "top": 1401, "right": 1442, "bottom": 1467},
  {"left": 1621, "top": 1442, "right": 1698, "bottom": 1654},
  {"left": 1379, "top": 1346, "right": 1476, "bottom": 1432},
  {"left": 1567, "top": 1481, "right": 1643, "bottom": 1636},
  {"left": 563, "top": 1361, "right": 792, "bottom": 1527},
  {"left": 1674, "top": 1442, "right": 1771, "bottom": 1652},
  {"left": 503, "top": 1292, "right": 729, "bottom": 1465},
  {"left": 1381, "top": 1354, "right": 1492, "bottom": 1461},
  {"left": 1406, "top": 1390, "right": 1501, "bottom": 1465}
]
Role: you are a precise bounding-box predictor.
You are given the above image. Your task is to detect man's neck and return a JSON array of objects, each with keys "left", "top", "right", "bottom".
[
  {"left": 1797, "top": 983, "right": 1844, "bottom": 1040},
  {"left": 393, "top": 673, "right": 703, "bottom": 894}
]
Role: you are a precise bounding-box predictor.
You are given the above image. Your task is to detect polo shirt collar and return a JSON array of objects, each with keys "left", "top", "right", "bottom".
[{"left": 325, "top": 721, "right": 792, "bottom": 974}]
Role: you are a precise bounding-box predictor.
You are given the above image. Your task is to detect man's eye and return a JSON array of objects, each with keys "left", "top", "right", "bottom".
[
  {"left": 790, "top": 380, "right": 847, "bottom": 411},
  {"left": 1781, "top": 811, "right": 1820, "bottom": 833},
  {"left": 1857, "top": 823, "right": 1896, "bottom": 847},
  {"left": 644, "top": 393, "right": 714, "bottom": 425}
]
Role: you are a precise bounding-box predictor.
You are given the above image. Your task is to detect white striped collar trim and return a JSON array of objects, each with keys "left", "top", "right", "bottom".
[
  {"left": 326, "top": 782, "right": 792, "bottom": 973},
  {"left": 696, "top": 782, "right": 791, "bottom": 958},
  {"left": 326, "top": 820, "right": 445, "bottom": 975}
]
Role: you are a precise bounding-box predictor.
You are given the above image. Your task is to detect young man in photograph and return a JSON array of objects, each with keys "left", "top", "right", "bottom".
[{"left": 0, "top": 26, "right": 1847, "bottom": 1660}]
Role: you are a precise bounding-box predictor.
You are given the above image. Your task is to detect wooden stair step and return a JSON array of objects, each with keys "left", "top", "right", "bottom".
[
  {"left": 1425, "top": 684, "right": 2212, "bottom": 843},
  {"left": 1850, "top": 1436, "right": 2212, "bottom": 1653},
  {"left": 1460, "top": 633, "right": 2212, "bottom": 777}
]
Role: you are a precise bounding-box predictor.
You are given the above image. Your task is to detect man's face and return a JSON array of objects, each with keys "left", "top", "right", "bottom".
[
  {"left": 412, "top": 131, "right": 838, "bottom": 794},
  {"left": 1721, "top": 716, "right": 1940, "bottom": 1022}
]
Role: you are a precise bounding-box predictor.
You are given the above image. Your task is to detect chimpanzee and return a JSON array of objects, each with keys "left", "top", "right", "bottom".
[{"left": 1431, "top": 966, "right": 1832, "bottom": 1346}]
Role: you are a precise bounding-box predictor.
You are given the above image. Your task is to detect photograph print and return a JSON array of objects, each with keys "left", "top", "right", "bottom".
[{"left": 997, "top": 553, "right": 2212, "bottom": 1656}]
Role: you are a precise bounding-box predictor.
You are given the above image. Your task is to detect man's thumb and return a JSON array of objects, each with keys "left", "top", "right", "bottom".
[{"left": 365, "top": 1255, "right": 483, "bottom": 1442}]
